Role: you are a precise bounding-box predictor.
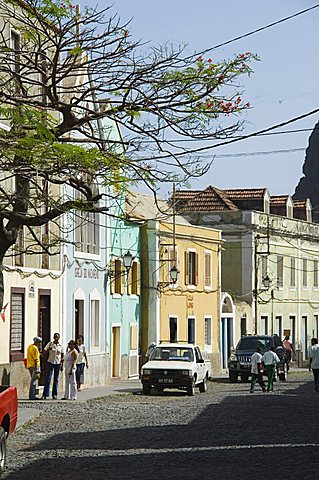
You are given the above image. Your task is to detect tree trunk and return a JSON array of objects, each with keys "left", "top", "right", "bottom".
[{"left": 0, "top": 256, "right": 5, "bottom": 312}]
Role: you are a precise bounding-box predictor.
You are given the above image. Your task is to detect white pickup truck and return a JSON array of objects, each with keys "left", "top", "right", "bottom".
[{"left": 140, "top": 343, "right": 211, "bottom": 396}]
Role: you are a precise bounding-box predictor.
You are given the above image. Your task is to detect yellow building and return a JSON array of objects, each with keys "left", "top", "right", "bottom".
[{"left": 126, "top": 191, "right": 223, "bottom": 374}]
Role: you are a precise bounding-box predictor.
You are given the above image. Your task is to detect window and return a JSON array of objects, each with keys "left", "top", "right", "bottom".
[
  {"left": 260, "top": 316, "right": 268, "bottom": 335},
  {"left": 14, "top": 226, "right": 24, "bottom": 267},
  {"left": 185, "top": 251, "right": 198, "bottom": 286},
  {"left": 129, "top": 261, "right": 140, "bottom": 296},
  {"left": 204, "top": 317, "right": 212, "bottom": 345},
  {"left": 74, "top": 182, "right": 100, "bottom": 255},
  {"left": 10, "top": 288, "right": 25, "bottom": 361},
  {"left": 314, "top": 315, "right": 319, "bottom": 339},
  {"left": 169, "top": 317, "right": 177, "bottom": 342},
  {"left": 114, "top": 259, "right": 123, "bottom": 295},
  {"left": 204, "top": 252, "right": 212, "bottom": 288},
  {"left": 302, "top": 259, "right": 308, "bottom": 287},
  {"left": 90, "top": 299, "right": 100, "bottom": 348},
  {"left": 314, "top": 261, "right": 318, "bottom": 288},
  {"left": 275, "top": 316, "right": 282, "bottom": 338},
  {"left": 261, "top": 256, "right": 268, "bottom": 282},
  {"left": 276, "top": 256, "right": 283, "bottom": 287},
  {"left": 290, "top": 316, "right": 296, "bottom": 349},
  {"left": 188, "top": 317, "right": 195, "bottom": 344},
  {"left": 240, "top": 316, "right": 247, "bottom": 337},
  {"left": 290, "top": 257, "right": 296, "bottom": 287}
]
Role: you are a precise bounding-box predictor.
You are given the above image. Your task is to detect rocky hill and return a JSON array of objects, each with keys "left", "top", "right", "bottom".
[{"left": 293, "top": 121, "right": 319, "bottom": 222}]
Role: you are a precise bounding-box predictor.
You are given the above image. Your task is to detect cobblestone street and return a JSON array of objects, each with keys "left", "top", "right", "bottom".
[{"left": 4, "top": 372, "right": 319, "bottom": 480}]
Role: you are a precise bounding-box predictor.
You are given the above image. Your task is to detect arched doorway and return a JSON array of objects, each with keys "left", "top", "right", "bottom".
[{"left": 220, "top": 293, "right": 235, "bottom": 370}]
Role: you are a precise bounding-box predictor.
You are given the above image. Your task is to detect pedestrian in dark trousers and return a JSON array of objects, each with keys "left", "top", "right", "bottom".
[
  {"left": 42, "top": 333, "right": 64, "bottom": 400},
  {"left": 250, "top": 347, "right": 266, "bottom": 393},
  {"left": 262, "top": 346, "right": 280, "bottom": 392},
  {"left": 309, "top": 337, "right": 319, "bottom": 392}
]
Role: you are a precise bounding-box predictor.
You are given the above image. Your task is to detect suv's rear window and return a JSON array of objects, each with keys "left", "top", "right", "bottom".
[{"left": 236, "top": 337, "right": 273, "bottom": 352}]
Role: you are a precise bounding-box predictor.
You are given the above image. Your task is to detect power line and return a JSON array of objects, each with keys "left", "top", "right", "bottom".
[
  {"left": 150, "top": 106, "right": 319, "bottom": 161},
  {"left": 203, "top": 147, "right": 305, "bottom": 159},
  {"left": 138, "top": 128, "right": 314, "bottom": 144},
  {"left": 188, "top": 3, "right": 319, "bottom": 58}
]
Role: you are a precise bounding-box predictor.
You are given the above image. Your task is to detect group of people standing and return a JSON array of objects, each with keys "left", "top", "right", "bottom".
[
  {"left": 26, "top": 334, "right": 89, "bottom": 400},
  {"left": 250, "top": 336, "right": 319, "bottom": 393}
]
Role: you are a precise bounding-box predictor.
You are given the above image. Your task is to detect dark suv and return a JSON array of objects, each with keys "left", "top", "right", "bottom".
[{"left": 228, "top": 335, "right": 288, "bottom": 383}]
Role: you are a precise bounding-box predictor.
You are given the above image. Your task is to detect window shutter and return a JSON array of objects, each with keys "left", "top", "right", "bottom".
[
  {"left": 195, "top": 253, "right": 199, "bottom": 286},
  {"left": 127, "top": 265, "right": 132, "bottom": 295},
  {"left": 109, "top": 260, "right": 115, "bottom": 295},
  {"left": 184, "top": 251, "right": 188, "bottom": 285},
  {"left": 121, "top": 262, "right": 126, "bottom": 294},
  {"left": 136, "top": 262, "right": 141, "bottom": 296}
]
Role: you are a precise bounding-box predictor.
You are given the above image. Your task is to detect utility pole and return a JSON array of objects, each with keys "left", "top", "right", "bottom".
[{"left": 254, "top": 236, "right": 258, "bottom": 335}]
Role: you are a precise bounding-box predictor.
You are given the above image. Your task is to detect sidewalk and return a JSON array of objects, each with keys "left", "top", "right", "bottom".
[{"left": 17, "top": 378, "right": 142, "bottom": 430}]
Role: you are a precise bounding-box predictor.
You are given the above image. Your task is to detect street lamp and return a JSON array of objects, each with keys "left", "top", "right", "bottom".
[
  {"left": 123, "top": 250, "right": 134, "bottom": 270},
  {"left": 157, "top": 264, "right": 180, "bottom": 291},
  {"left": 262, "top": 275, "right": 271, "bottom": 289},
  {"left": 169, "top": 265, "right": 179, "bottom": 283}
]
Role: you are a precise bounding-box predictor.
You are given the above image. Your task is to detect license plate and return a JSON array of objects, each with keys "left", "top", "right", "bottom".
[
  {"left": 240, "top": 362, "right": 250, "bottom": 366},
  {"left": 158, "top": 378, "right": 173, "bottom": 383}
]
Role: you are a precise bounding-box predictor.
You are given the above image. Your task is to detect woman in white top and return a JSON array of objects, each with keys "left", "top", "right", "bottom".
[
  {"left": 76, "top": 335, "right": 89, "bottom": 391},
  {"left": 62, "top": 340, "right": 78, "bottom": 400}
]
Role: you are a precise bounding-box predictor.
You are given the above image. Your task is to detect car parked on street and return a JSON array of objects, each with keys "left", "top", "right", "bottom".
[
  {"left": 0, "top": 385, "right": 18, "bottom": 476},
  {"left": 228, "top": 335, "right": 288, "bottom": 383},
  {"left": 141, "top": 343, "right": 211, "bottom": 396}
]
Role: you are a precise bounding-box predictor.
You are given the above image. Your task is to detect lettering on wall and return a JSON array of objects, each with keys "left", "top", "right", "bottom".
[{"left": 74, "top": 267, "right": 99, "bottom": 279}]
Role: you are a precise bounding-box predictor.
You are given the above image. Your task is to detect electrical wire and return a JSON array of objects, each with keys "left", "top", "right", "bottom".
[{"left": 187, "top": 3, "right": 319, "bottom": 59}]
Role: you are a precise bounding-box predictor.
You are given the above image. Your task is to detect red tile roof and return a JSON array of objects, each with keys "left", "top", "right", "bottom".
[
  {"left": 224, "top": 188, "right": 267, "bottom": 200},
  {"left": 175, "top": 186, "right": 239, "bottom": 212},
  {"left": 270, "top": 195, "right": 289, "bottom": 206}
]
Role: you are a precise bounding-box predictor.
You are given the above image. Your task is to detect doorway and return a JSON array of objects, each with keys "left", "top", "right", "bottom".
[
  {"left": 301, "top": 316, "right": 308, "bottom": 361},
  {"left": 38, "top": 291, "right": 51, "bottom": 386},
  {"left": 75, "top": 299, "right": 84, "bottom": 339},
  {"left": 112, "top": 326, "right": 121, "bottom": 377},
  {"left": 221, "top": 317, "right": 233, "bottom": 369}
]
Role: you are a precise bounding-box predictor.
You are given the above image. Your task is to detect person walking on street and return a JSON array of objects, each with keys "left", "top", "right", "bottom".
[
  {"left": 26, "top": 337, "right": 42, "bottom": 400},
  {"left": 262, "top": 346, "right": 280, "bottom": 392},
  {"left": 250, "top": 347, "right": 266, "bottom": 393},
  {"left": 283, "top": 335, "right": 295, "bottom": 368},
  {"left": 62, "top": 340, "right": 78, "bottom": 400},
  {"left": 42, "top": 333, "right": 64, "bottom": 400},
  {"left": 76, "top": 335, "right": 89, "bottom": 391},
  {"left": 309, "top": 337, "right": 319, "bottom": 392}
]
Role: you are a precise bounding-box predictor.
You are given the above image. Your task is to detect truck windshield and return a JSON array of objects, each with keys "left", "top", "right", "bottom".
[
  {"left": 236, "top": 337, "right": 273, "bottom": 352},
  {"left": 150, "top": 347, "right": 194, "bottom": 362}
]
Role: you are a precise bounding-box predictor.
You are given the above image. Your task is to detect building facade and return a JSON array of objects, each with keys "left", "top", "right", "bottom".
[
  {"left": 127, "top": 191, "right": 223, "bottom": 374},
  {"left": 175, "top": 186, "right": 319, "bottom": 366}
]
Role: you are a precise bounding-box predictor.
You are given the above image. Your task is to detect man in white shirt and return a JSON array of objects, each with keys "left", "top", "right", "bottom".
[
  {"left": 309, "top": 337, "right": 319, "bottom": 392},
  {"left": 250, "top": 347, "right": 266, "bottom": 393},
  {"left": 262, "top": 346, "right": 280, "bottom": 392}
]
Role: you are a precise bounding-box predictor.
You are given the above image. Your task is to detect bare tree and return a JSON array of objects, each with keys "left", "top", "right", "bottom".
[{"left": 0, "top": 0, "right": 257, "bottom": 307}]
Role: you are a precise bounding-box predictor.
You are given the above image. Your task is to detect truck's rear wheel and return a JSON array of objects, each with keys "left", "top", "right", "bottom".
[
  {"left": 199, "top": 377, "right": 207, "bottom": 393},
  {"left": 0, "top": 427, "right": 7, "bottom": 476}
]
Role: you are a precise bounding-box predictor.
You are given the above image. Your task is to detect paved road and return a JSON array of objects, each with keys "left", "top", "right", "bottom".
[{"left": 4, "top": 372, "right": 319, "bottom": 480}]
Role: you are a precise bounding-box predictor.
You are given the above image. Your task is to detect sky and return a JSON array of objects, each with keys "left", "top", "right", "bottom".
[{"left": 79, "top": 0, "right": 319, "bottom": 198}]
